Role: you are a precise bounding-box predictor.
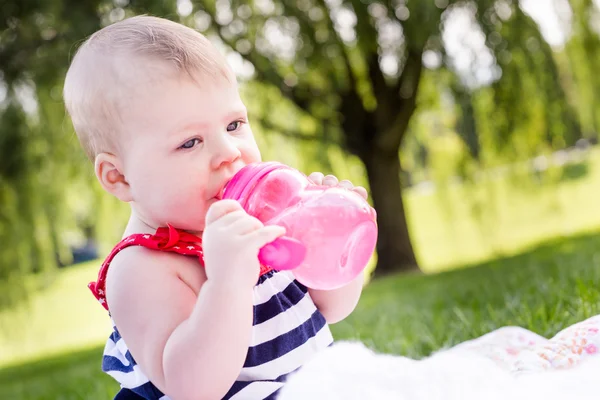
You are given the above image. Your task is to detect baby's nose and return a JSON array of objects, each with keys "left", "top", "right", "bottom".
[{"left": 211, "top": 136, "right": 241, "bottom": 169}]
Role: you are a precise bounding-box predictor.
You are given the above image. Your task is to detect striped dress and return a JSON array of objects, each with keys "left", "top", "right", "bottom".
[{"left": 88, "top": 226, "right": 333, "bottom": 400}]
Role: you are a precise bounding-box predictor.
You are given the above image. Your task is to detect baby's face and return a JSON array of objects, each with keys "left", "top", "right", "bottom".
[{"left": 117, "top": 73, "right": 261, "bottom": 233}]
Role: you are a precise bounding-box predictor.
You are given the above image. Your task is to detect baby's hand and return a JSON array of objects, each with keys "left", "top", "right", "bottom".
[
  {"left": 307, "top": 172, "right": 369, "bottom": 200},
  {"left": 202, "top": 200, "right": 285, "bottom": 288}
]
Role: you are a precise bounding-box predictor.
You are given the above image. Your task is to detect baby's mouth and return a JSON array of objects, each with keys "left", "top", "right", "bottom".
[
  {"left": 215, "top": 173, "right": 238, "bottom": 200},
  {"left": 214, "top": 184, "right": 227, "bottom": 200}
]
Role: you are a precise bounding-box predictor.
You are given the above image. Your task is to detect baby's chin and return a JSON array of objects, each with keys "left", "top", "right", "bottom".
[
  {"left": 186, "top": 228, "right": 204, "bottom": 238},
  {"left": 165, "top": 216, "right": 205, "bottom": 237},
  {"left": 180, "top": 219, "right": 205, "bottom": 235}
]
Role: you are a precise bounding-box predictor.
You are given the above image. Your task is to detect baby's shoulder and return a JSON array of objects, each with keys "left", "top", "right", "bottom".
[{"left": 106, "top": 245, "right": 206, "bottom": 302}]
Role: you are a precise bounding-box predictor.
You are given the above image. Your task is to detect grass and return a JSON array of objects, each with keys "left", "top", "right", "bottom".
[
  {"left": 1, "top": 150, "right": 600, "bottom": 398},
  {"left": 405, "top": 152, "right": 600, "bottom": 272},
  {"left": 0, "top": 261, "right": 113, "bottom": 365},
  {"left": 1, "top": 231, "right": 599, "bottom": 398},
  {"left": 0, "top": 346, "right": 116, "bottom": 400},
  {"left": 335, "top": 232, "right": 600, "bottom": 358}
]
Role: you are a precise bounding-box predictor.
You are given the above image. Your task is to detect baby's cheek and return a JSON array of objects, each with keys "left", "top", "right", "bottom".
[
  {"left": 178, "top": 193, "right": 210, "bottom": 228},
  {"left": 195, "top": 200, "right": 211, "bottom": 223}
]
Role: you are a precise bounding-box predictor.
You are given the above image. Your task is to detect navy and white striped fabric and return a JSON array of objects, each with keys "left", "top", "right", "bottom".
[{"left": 103, "top": 270, "right": 333, "bottom": 399}]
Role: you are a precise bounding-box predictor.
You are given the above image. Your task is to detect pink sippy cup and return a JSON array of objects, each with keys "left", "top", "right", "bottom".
[{"left": 223, "top": 162, "right": 378, "bottom": 290}]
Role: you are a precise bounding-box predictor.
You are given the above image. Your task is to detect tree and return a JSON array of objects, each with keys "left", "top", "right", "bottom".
[
  {"left": 0, "top": 0, "right": 590, "bottom": 306},
  {"left": 188, "top": 0, "right": 582, "bottom": 274},
  {"left": 565, "top": 0, "right": 600, "bottom": 138},
  {"left": 476, "top": 1, "right": 580, "bottom": 154},
  {"left": 186, "top": 0, "right": 446, "bottom": 274},
  {"left": 0, "top": 0, "right": 105, "bottom": 307},
  {"left": 0, "top": 0, "right": 177, "bottom": 305}
]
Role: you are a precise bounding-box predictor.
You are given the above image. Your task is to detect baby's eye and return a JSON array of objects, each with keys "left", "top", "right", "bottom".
[
  {"left": 179, "top": 138, "right": 202, "bottom": 150},
  {"left": 227, "top": 121, "right": 242, "bottom": 132}
]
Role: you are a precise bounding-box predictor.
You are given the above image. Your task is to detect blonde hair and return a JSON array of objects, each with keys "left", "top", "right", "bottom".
[{"left": 63, "top": 15, "right": 233, "bottom": 160}]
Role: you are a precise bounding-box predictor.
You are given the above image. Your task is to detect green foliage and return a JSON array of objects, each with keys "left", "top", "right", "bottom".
[
  {"left": 564, "top": 0, "right": 600, "bottom": 137},
  {"left": 2, "top": 0, "right": 600, "bottom": 303}
]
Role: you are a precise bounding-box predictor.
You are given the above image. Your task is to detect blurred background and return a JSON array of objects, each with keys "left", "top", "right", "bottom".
[{"left": 2, "top": 0, "right": 600, "bottom": 398}]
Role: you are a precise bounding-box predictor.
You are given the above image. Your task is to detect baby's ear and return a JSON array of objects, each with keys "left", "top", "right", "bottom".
[{"left": 95, "top": 153, "right": 133, "bottom": 202}]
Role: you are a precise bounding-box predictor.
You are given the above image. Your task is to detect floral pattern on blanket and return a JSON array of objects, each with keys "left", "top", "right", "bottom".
[{"left": 449, "top": 315, "right": 600, "bottom": 374}]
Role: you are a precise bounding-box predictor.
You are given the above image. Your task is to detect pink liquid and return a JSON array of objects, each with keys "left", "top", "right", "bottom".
[{"left": 224, "top": 162, "right": 377, "bottom": 290}]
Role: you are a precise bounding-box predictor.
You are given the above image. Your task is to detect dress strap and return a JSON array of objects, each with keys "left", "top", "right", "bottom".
[{"left": 88, "top": 224, "right": 273, "bottom": 310}]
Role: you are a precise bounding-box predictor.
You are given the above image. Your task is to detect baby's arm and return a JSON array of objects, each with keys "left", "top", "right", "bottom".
[
  {"left": 107, "top": 251, "right": 253, "bottom": 399},
  {"left": 106, "top": 200, "right": 285, "bottom": 400},
  {"left": 308, "top": 273, "right": 364, "bottom": 323}
]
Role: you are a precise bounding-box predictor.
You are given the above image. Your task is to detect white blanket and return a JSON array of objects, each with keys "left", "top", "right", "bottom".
[{"left": 279, "top": 340, "right": 600, "bottom": 400}]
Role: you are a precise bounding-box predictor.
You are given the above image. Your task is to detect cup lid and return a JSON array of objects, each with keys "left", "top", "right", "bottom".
[{"left": 223, "top": 162, "right": 288, "bottom": 207}]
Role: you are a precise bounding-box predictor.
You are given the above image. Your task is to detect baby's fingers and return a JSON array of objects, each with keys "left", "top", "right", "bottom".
[
  {"left": 337, "top": 179, "right": 368, "bottom": 199},
  {"left": 248, "top": 225, "right": 286, "bottom": 248},
  {"left": 308, "top": 172, "right": 324, "bottom": 185},
  {"left": 228, "top": 214, "right": 264, "bottom": 235},
  {"left": 322, "top": 175, "right": 339, "bottom": 186},
  {"left": 338, "top": 179, "right": 354, "bottom": 190},
  {"left": 352, "top": 186, "right": 368, "bottom": 200},
  {"left": 205, "top": 199, "right": 243, "bottom": 225}
]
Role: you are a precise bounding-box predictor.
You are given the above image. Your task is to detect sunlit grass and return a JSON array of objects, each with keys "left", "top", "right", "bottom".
[
  {"left": 0, "top": 261, "right": 111, "bottom": 367},
  {"left": 406, "top": 151, "right": 600, "bottom": 272},
  {"left": 336, "top": 231, "right": 600, "bottom": 357},
  {"left": 1, "top": 231, "right": 599, "bottom": 398}
]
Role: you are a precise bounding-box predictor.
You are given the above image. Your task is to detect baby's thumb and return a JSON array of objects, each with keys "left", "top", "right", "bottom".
[{"left": 251, "top": 225, "right": 286, "bottom": 248}]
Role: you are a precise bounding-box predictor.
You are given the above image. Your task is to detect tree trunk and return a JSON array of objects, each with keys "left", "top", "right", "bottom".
[{"left": 363, "top": 149, "right": 419, "bottom": 276}]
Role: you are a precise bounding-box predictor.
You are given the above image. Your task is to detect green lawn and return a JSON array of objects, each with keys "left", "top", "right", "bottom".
[
  {"left": 0, "top": 262, "right": 113, "bottom": 366},
  {"left": 1, "top": 150, "right": 600, "bottom": 398},
  {"left": 405, "top": 153, "right": 600, "bottom": 272},
  {"left": 335, "top": 232, "right": 600, "bottom": 358},
  {"left": 1, "top": 231, "right": 599, "bottom": 399}
]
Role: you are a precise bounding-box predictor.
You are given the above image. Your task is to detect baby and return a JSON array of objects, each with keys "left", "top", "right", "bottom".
[{"left": 63, "top": 15, "right": 366, "bottom": 400}]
